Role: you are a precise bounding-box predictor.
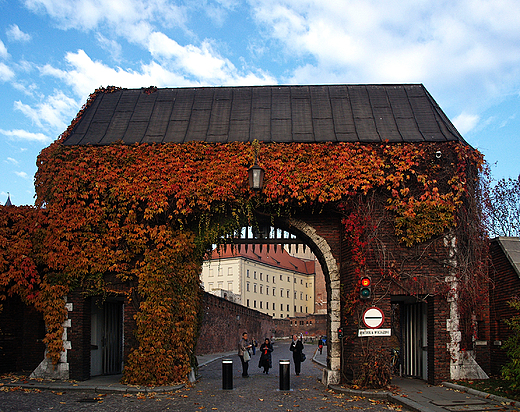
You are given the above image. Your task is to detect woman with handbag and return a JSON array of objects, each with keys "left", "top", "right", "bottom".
[
  {"left": 238, "top": 332, "right": 252, "bottom": 377},
  {"left": 258, "top": 338, "right": 274, "bottom": 374}
]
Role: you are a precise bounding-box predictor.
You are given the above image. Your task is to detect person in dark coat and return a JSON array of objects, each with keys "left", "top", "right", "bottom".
[
  {"left": 258, "top": 338, "right": 274, "bottom": 374},
  {"left": 290, "top": 334, "right": 304, "bottom": 376},
  {"left": 251, "top": 337, "right": 258, "bottom": 355}
]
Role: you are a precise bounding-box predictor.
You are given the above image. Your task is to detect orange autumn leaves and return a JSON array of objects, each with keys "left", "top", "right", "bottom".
[{"left": 1, "top": 123, "right": 482, "bottom": 384}]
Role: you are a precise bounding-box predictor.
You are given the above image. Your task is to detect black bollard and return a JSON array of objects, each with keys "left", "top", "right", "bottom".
[
  {"left": 222, "top": 359, "right": 233, "bottom": 390},
  {"left": 279, "top": 359, "right": 290, "bottom": 390}
]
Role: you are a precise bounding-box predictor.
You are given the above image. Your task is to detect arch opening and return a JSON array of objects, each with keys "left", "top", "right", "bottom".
[{"left": 206, "top": 214, "right": 342, "bottom": 385}]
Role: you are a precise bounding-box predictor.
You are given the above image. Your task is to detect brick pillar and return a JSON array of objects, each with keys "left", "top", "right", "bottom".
[{"left": 67, "top": 292, "right": 91, "bottom": 381}]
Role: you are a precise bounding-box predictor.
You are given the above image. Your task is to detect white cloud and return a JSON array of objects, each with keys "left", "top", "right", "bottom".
[
  {"left": 453, "top": 112, "right": 480, "bottom": 135},
  {"left": 0, "top": 63, "right": 15, "bottom": 81},
  {"left": 6, "top": 157, "right": 19, "bottom": 165},
  {"left": 96, "top": 33, "right": 123, "bottom": 61},
  {"left": 6, "top": 25, "right": 32, "bottom": 42},
  {"left": 15, "top": 171, "right": 30, "bottom": 179},
  {"left": 13, "top": 90, "right": 78, "bottom": 132},
  {"left": 41, "top": 49, "right": 192, "bottom": 97},
  {"left": 248, "top": 0, "right": 520, "bottom": 111},
  {"left": 23, "top": 0, "right": 275, "bottom": 89},
  {"left": 41, "top": 48, "right": 276, "bottom": 100},
  {"left": 0, "top": 40, "right": 8, "bottom": 59},
  {"left": 500, "top": 113, "right": 517, "bottom": 129},
  {"left": 148, "top": 33, "right": 237, "bottom": 81},
  {"left": 0, "top": 128, "right": 51, "bottom": 143},
  {"left": 23, "top": 0, "right": 187, "bottom": 33}
]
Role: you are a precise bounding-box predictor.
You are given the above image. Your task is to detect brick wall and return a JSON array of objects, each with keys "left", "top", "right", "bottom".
[
  {"left": 489, "top": 239, "right": 520, "bottom": 375},
  {"left": 272, "top": 313, "right": 327, "bottom": 339},
  {"left": 67, "top": 291, "right": 91, "bottom": 381},
  {"left": 0, "top": 295, "right": 45, "bottom": 373},
  {"left": 338, "top": 201, "right": 456, "bottom": 384},
  {"left": 195, "top": 292, "right": 274, "bottom": 355},
  {"left": 428, "top": 295, "right": 450, "bottom": 384}
]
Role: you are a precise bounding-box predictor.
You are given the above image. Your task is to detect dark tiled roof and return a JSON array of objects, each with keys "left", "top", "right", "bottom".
[
  {"left": 63, "top": 84, "right": 466, "bottom": 146},
  {"left": 495, "top": 237, "right": 520, "bottom": 278}
]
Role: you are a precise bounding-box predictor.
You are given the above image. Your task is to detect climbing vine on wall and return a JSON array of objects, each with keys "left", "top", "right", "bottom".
[{"left": 0, "top": 87, "right": 484, "bottom": 385}]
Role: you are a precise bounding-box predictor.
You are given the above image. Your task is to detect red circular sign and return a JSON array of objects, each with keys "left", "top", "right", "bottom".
[{"left": 362, "top": 307, "right": 385, "bottom": 329}]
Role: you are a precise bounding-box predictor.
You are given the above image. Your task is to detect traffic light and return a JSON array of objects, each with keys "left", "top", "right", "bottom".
[
  {"left": 360, "top": 276, "right": 372, "bottom": 299},
  {"left": 338, "top": 327, "right": 343, "bottom": 339}
]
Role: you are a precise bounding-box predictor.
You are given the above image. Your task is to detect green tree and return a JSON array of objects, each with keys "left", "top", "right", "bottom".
[{"left": 502, "top": 298, "right": 520, "bottom": 390}]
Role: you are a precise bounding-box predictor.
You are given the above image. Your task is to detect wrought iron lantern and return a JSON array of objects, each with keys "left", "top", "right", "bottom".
[{"left": 248, "top": 158, "right": 265, "bottom": 191}]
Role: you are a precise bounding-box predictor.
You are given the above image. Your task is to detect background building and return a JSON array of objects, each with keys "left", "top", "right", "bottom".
[
  {"left": 285, "top": 246, "right": 327, "bottom": 315},
  {"left": 201, "top": 244, "right": 315, "bottom": 319}
]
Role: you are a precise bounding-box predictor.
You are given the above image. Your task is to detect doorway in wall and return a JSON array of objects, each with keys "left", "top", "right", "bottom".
[
  {"left": 90, "top": 299, "right": 123, "bottom": 376},
  {"left": 401, "top": 300, "right": 428, "bottom": 380}
]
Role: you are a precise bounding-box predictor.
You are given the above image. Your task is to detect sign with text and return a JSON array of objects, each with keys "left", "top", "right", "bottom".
[{"left": 358, "top": 328, "right": 391, "bottom": 337}]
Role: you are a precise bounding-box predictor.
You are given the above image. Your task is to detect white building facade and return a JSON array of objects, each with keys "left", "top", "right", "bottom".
[{"left": 201, "top": 245, "right": 315, "bottom": 319}]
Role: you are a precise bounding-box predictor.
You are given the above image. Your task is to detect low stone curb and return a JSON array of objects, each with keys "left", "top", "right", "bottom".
[
  {"left": 0, "top": 352, "right": 233, "bottom": 393},
  {"left": 442, "top": 382, "right": 518, "bottom": 407},
  {"left": 0, "top": 380, "right": 184, "bottom": 394},
  {"left": 327, "top": 384, "right": 391, "bottom": 400}
]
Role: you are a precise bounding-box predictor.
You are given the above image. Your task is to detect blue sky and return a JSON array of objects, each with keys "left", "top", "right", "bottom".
[{"left": 1, "top": 0, "right": 520, "bottom": 206}]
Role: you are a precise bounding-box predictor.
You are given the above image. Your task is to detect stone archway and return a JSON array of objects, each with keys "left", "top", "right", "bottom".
[{"left": 278, "top": 217, "right": 341, "bottom": 386}]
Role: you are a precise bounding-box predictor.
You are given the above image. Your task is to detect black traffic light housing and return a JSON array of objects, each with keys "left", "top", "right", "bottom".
[
  {"left": 338, "top": 327, "right": 343, "bottom": 339},
  {"left": 360, "top": 276, "right": 372, "bottom": 299}
]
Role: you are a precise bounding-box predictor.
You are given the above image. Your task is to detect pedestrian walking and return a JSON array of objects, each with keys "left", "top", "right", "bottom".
[
  {"left": 258, "top": 337, "right": 273, "bottom": 374},
  {"left": 251, "top": 337, "right": 258, "bottom": 355},
  {"left": 318, "top": 337, "right": 323, "bottom": 355},
  {"left": 238, "top": 332, "right": 252, "bottom": 377},
  {"left": 290, "top": 334, "right": 304, "bottom": 376}
]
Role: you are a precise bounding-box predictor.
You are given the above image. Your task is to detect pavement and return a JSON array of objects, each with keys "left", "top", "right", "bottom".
[{"left": 1, "top": 341, "right": 519, "bottom": 411}]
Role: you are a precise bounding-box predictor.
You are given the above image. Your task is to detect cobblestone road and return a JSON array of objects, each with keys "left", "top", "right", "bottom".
[{"left": 0, "top": 342, "right": 404, "bottom": 411}]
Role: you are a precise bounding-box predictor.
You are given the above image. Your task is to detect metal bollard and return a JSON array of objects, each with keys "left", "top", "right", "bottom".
[
  {"left": 222, "top": 359, "right": 233, "bottom": 390},
  {"left": 279, "top": 359, "right": 290, "bottom": 390}
]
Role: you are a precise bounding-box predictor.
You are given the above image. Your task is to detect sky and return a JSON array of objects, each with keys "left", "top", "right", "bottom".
[{"left": 1, "top": 0, "right": 520, "bottom": 206}]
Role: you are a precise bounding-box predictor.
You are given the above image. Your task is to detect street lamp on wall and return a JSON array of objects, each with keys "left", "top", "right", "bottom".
[{"left": 248, "top": 157, "right": 265, "bottom": 191}]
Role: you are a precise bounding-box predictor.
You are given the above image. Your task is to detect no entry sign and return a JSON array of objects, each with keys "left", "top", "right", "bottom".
[{"left": 362, "top": 307, "right": 384, "bottom": 329}]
